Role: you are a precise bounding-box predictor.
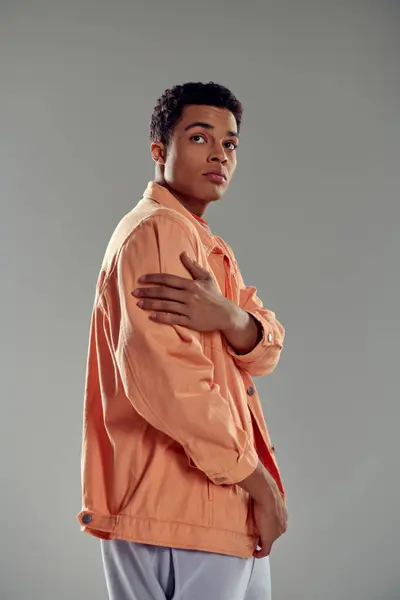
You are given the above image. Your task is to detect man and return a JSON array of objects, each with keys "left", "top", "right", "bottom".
[{"left": 78, "top": 82, "right": 288, "bottom": 600}]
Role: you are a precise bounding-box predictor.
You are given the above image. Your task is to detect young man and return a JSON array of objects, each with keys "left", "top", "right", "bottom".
[{"left": 78, "top": 82, "right": 288, "bottom": 600}]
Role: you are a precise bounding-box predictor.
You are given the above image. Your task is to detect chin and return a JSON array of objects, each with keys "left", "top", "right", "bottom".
[
  {"left": 209, "top": 192, "right": 225, "bottom": 202},
  {"left": 203, "top": 183, "right": 228, "bottom": 202}
]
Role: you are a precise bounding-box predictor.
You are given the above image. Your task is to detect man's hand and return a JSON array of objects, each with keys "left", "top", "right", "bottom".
[
  {"left": 252, "top": 493, "right": 288, "bottom": 559},
  {"left": 132, "top": 251, "right": 234, "bottom": 332},
  {"left": 238, "top": 460, "right": 288, "bottom": 558}
]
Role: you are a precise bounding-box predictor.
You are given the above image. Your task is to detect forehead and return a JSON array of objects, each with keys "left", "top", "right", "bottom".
[{"left": 175, "top": 105, "right": 238, "bottom": 134}]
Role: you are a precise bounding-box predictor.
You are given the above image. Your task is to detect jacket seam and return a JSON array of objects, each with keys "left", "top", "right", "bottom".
[{"left": 98, "top": 210, "right": 200, "bottom": 303}]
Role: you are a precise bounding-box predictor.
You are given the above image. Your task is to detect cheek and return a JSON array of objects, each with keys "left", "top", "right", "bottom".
[
  {"left": 164, "top": 156, "right": 197, "bottom": 192},
  {"left": 166, "top": 148, "right": 200, "bottom": 179},
  {"left": 228, "top": 157, "right": 237, "bottom": 177}
]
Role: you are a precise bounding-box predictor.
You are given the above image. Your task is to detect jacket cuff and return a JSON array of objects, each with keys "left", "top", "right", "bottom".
[
  {"left": 206, "top": 441, "right": 259, "bottom": 486},
  {"left": 226, "top": 311, "right": 281, "bottom": 364}
]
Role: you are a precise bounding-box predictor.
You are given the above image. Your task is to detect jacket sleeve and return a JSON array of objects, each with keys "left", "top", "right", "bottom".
[
  {"left": 225, "top": 259, "right": 285, "bottom": 377},
  {"left": 114, "top": 214, "right": 259, "bottom": 486}
]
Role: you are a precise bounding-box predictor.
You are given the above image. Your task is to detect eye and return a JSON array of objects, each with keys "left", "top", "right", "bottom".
[
  {"left": 224, "top": 141, "right": 238, "bottom": 151},
  {"left": 191, "top": 134, "right": 206, "bottom": 144}
]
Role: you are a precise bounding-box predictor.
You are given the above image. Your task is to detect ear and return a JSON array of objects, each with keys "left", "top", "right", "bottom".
[{"left": 150, "top": 142, "right": 166, "bottom": 165}]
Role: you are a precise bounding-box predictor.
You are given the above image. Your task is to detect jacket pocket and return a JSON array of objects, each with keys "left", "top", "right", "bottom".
[{"left": 188, "top": 456, "right": 213, "bottom": 501}]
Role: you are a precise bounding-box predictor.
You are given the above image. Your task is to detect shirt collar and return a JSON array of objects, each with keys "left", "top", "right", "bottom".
[{"left": 143, "top": 181, "right": 219, "bottom": 255}]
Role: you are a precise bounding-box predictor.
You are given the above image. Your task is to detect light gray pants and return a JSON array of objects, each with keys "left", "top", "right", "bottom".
[{"left": 100, "top": 539, "right": 271, "bottom": 600}]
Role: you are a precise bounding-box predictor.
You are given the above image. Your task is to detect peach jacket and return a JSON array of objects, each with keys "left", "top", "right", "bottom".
[{"left": 78, "top": 182, "right": 285, "bottom": 558}]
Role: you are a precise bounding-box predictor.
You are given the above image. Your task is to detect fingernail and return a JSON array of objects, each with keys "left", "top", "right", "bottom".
[{"left": 137, "top": 301, "right": 144, "bottom": 307}]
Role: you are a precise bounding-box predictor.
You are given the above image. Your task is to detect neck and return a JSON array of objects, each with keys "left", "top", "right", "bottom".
[{"left": 155, "top": 178, "right": 208, "bottom": 218}]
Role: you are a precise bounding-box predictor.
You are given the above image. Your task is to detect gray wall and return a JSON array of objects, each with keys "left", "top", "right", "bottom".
[{"left": 1, "top": 1, "right": 399, "bottom": 599}]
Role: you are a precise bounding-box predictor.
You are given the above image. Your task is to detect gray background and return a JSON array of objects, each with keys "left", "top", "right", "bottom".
[{"left": 1, "top": 1, "right": 399, "bottom": 599}]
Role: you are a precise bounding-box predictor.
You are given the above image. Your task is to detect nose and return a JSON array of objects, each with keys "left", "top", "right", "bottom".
[{"left": 209, "top": 144, "right": 228, "bottom": 164}]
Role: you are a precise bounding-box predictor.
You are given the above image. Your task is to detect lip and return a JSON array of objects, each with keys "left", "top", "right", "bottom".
[{"left": 203, "top": 171, "right": 227, "bottom": 184}]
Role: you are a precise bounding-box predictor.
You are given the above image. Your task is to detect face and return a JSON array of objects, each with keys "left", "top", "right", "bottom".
[{"left": 151, "top": 105, "right": 239, "bottom": 214}]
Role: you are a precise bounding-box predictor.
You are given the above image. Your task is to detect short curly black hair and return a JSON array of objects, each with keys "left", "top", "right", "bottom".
[{"left": 150, "top": 81, "right": 243, "bottom": 146}]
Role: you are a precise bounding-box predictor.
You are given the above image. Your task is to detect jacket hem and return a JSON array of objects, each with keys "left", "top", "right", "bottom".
[{"left": 78, "top": 511, "right": 258, "bottom": 559}]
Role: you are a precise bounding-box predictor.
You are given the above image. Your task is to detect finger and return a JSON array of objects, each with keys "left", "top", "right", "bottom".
[
  {"left": 137, "top": 300, "right": 189, "bottom": 315},
  {"left": 149, "top": 312, "right": 190, "bottom": 327},
  {"left": 132, "top": 286, "right": 185, "bottom": 303},
  {"left": 253, "top": 541, "right": 271, "bottom": 559},
  {"left": 138, "top": 273, "right": 192, "bottom": 289},
  {"left": 253, "top": 546, "right": 270, "bottom": 559},
  {"left": 180, "top": 252, "right": 212, "bottom": 281}
]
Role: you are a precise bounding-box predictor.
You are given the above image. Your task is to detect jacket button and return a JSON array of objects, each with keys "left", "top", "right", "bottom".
[
  {"left": 82, "top": 513, "right": 92, "bottom": 524},
  {"left": 247, "top": 386, "right": 255, "bottom": 396}
]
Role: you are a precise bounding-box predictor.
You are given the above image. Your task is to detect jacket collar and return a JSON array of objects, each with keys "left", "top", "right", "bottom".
[{"left": 143, "top": 181, "right": 219, "bottom": 255}]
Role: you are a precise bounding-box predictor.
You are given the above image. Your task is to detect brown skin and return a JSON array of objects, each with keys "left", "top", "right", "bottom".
[
  {"left": 133, "top": 104, "right": 288, "bottom": 557},
  {"left": 150, "top": 104, "right": 239, "bottom": 217},
  {"left": 141, "top": 105, "right": 255, "bottom": 346},
  {"left": 133, "top": 252, "right": 262, "bottom": 354}
]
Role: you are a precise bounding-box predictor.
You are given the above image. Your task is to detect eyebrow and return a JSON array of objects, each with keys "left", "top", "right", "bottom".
[{"left": 184, "top": 121, "right": 239, "bottom": 138}]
